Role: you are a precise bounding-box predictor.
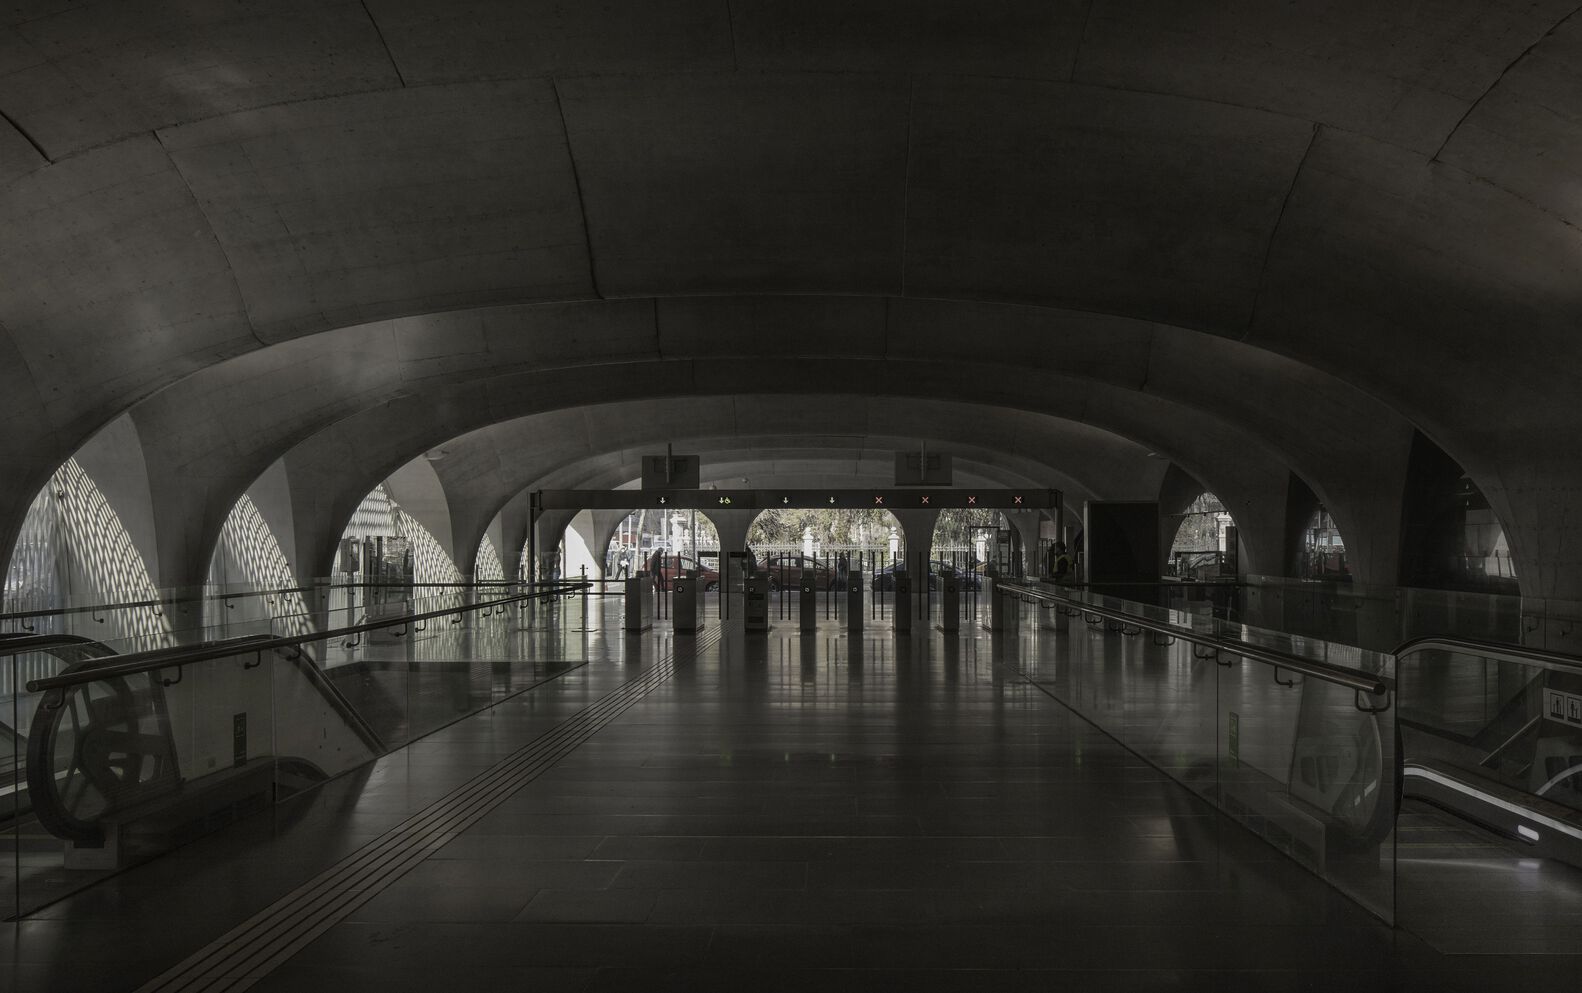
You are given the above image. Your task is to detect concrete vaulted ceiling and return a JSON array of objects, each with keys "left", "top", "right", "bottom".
[{"left": 2, "top": 2, "right": 1580, "bottom": 596}]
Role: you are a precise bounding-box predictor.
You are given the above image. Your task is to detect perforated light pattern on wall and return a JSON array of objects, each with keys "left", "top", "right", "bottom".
[
  {"left": 393, "top": 508, "right": 461, "bottom": 586},
  {"left": 3, "top": 486, "right": 63, "bottom": 619},
  {"left": 334, "top": 485, "right": 463, "bottom": 587},
  {"left": 2, "top": 459, "right": 172, "bottom": 647},
  {"left": 475, "top": 538, "right": 504, "bottom": 582},
  {"left": 211, "top": 494, "right": 313, "bottom": 637}
]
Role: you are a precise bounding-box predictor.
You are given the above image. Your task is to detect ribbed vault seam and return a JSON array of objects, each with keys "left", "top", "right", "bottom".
[
  {"left": 724, "top": 0, "right": 740, "bottom": 71},
  {"left": 550, "top": 77, "right": 603, "bottom": 300},
  {"left": 358, "top": 0, "right": 407, "bottom": 87},
  {"left": 1070, "top": 0, "right": 1096, "bottom": 82},
  {"left": 150, "top": 129, "right": 266, "bottom": 348},
  {"left": 1244, "top": 123, "right": 1322, "bottom": 342},
  {"left": 0, "top": 103, "right": 49, "bottom": 163},
  {"left": 899, "top": 75, "right": 916, "bottom": 296},
  {"left": 1430, "top": 3, "right": 1582, "bottom": 163}
]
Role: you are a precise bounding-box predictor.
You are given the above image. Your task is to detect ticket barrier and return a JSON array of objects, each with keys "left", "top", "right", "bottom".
[
  {"left": 894, "top": 571, "right": 912, "bottom": 634},
  {"left": 847, "top": 578, "right": 862, "bottom": 631},
  {"left": 939, "top": 571, "right": 960, "bottom": 633},
  {"left": 673, "top": 573, "right": 701, "bottom": 634},
  {"left": 625, "top": 574, "right": 653, "bottom": 633},
  {"left": 799, "top": 569, "right": 818, "bottom": 631},
  {"left": 744, "top": 576, "right": 770, "bottom": 633},
  {"left": 984, "top": 576, "right": 1020, "bottom": 632}
]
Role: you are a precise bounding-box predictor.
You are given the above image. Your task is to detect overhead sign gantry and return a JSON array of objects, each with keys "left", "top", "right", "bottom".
[{"left": 533, "top": 488, "right": 1061, "bottom": 511}]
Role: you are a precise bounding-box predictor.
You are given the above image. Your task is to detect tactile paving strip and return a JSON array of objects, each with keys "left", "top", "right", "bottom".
[{"left": 134, "top": 631, "right": 714, "bottom": 993}]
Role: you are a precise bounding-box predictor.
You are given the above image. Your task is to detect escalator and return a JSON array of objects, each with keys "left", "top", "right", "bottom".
[
  {"left": 0, "top": 634, "right": 120, "bottom": 823},
  {"left": 13, "top": 635, "right": 386, "bottom": 856},
  {"left": 1395, "top": 639, "right": 1582, "bottom": 868}
]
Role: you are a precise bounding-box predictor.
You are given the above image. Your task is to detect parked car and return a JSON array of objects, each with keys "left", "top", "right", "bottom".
[
  {"left": 647, "top": 553, "right": 720, "bottom": 591},
  {"left": 870, "top": 560, "right": 982, "bottom": 592},
  {"left": 758, "top": 554, "right": 835, "bottom": 591}
]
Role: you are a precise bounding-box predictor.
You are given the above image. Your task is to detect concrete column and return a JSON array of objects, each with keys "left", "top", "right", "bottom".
[
  {"left": 889, "top": 508, "right": 939, "bottom": 599},
  {"left": 1005, "top": 510, "right": 1040, "bottom": 578},
  {"left": 701, "top": 509, "right": 757, "bottom": 558},
  {"left": 534, "top": 509, "right": 577, "bottom": 581},
  {"left": 495, "top": 491, "right": 534, "bottom": 581}
]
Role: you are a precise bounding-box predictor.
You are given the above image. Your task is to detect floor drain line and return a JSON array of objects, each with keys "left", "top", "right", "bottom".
[{"left": 135, "top": 632, "right": 715, "bottom": 993}]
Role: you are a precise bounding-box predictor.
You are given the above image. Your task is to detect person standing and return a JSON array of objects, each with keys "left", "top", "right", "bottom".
[{"left": 1050, "top": 542, "right": 1073, "bottom": 583}]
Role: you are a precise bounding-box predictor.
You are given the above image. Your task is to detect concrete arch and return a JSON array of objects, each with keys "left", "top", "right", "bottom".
[
  {"left": 5, "top": 8, "right": 1580, "bottom": 596},
  {"left": 283, "top": 382, "right": 1311, "bottom": 592},
  {"left": 100, "top": 299, "right": 1415, "bottom": 586}
]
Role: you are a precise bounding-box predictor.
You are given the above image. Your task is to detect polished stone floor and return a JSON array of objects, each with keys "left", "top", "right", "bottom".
[{"left": 3, "top": 598, "right": 1580, "bottom": 991}]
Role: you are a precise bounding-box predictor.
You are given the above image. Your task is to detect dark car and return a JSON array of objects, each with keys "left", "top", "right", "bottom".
[
  {"left": 647, "top": 554, "right": 721, "bottom": 591},
  {"left": 759, "top": 554, "right": 835, "bottom": 591},
  {"left": 870, "top": 560, "right": 982, "bottom": 592}
]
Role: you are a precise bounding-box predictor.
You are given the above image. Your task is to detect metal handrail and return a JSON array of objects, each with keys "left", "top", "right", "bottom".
[
  {"left": 25, "top": 582, "right": 590, "bottom": 695},
  {"left": 1393, "top": 635, "right": 1582, "bottom": 674},
  {"left": 0, "top": 580, "right": 558, "bottom": 625},
  {"left": 997, "top": 580, "right": 1391, "bottom": 700},
  {"left": 0, "top": 633, "right": 119, "bottom": 656}
]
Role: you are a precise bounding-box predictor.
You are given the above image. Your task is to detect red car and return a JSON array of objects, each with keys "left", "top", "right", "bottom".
[
  {"left": 758, "top": 554, "right": 836, "bottom": 591},
  {"left": 647, "top": 553, "right": 721, "bottom": 591}
]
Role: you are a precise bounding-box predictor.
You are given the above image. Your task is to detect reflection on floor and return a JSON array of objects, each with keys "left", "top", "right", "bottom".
[{"left": 2, "top": 596, "right": 1580, "bottom": 992}]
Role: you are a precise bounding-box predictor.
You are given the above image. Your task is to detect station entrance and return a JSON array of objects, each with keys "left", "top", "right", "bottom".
[{"left": 540, "top": 487, "right": 1060, "bottom": 635}]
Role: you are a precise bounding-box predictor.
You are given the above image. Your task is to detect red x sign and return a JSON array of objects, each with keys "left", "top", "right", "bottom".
[
  {"left": 921, "top": 495, "right": 930, "bottom": 505},
  {"left": 1012, "top": 495, "right": 1023, "bottom": 505},
  {"left": 967, "top": 495, "right": 977, "bottom": 505},
  {"left": 873, "top": 495, "right": 884, "bottom": 505}
]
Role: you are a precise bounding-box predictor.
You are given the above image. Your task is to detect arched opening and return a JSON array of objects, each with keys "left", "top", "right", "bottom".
[
  {"left": 601, "top": 508, "right": 721, "bottom": 587},
  {"left": 1399, "top": 430, "right": 1517, "bottom": 593},
  {"left": 1299, "top": 506, "right": 1350, "bottom": 582},
  {"left": 1164, "top": 492, "right": 1237, "bottom": 580},
  {"left": 332, "top": 483, "right": 460, "bottom": 586},
  {"left": 208, "top": 493, "right": 312, "bottom": 637},
  {"left": 2, "top": 458, "right": 169, "bottom": 648},
  {"left": 330, "top": 482, "right": 461, "bottom": 625},
  {"left": 747, "top": 508, "right": 902, "bottom": 590},
  {"left": 932, "top": 508, "right": 1009, "bottom": 579},
  {"left": 1283, "top": 473, "right": 1350, "bottom": 583}
]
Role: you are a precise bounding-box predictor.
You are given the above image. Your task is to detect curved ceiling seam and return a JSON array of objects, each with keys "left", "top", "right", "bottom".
[
  {"left": 114, "top": 359, "right": 1364, "bottom": 593},
  {"left": 1243, "top": 123, "right": 1322, "bottom": 341},
  {"left": 1427, "top": 3, "right": 1582, "bottom": 164},
  {"left": 3, "top": 61, "right": 1511, "bottom": 203},
  {"left": 148, "top": 128, "right": 268, "bottom": 349},
  {"left": 99, "top": 291, "right": 1412, "bottom": 464}
]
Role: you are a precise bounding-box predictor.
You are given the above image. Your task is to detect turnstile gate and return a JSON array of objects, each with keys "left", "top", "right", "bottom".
[
  {"left": 673, "top": 574, "right": 701, "bottom": 633},
  {"left": 939, "top": 571, "right": 960, "bottom": 632},
  {"left": 624, "top": 575, "right": 652, "bottom": 633},
  {"left": 799, "top": 569, "right": 818, "bottom": 631},
  {"left": 894, "top": 571, "right": 912, "bottom": 634},
  {"left": 744, "top": 575, "right": 770, "bottom": 632}
]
